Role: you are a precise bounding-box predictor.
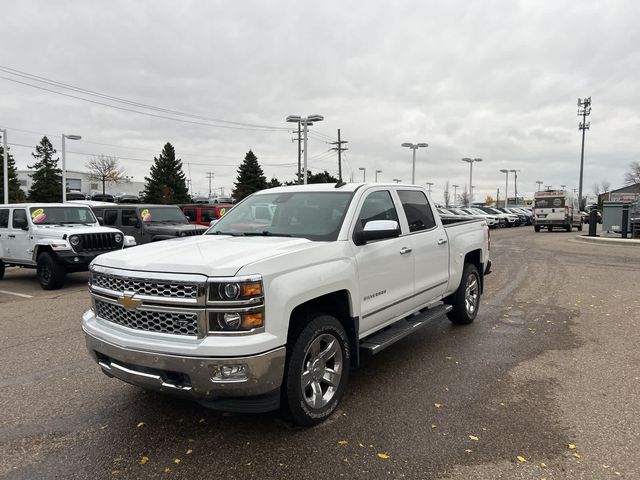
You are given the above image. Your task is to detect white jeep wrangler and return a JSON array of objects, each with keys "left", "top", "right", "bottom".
[{"left": 0, "top": 203, "right": 131, "bottom": 289}]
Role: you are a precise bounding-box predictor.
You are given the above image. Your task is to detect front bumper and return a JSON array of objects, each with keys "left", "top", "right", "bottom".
[
  {"left": 56, "top": 249, "right": 120, "bottom": 268},
  {"left": 84, "top": 332, "right": 286, "bottom": 411}
]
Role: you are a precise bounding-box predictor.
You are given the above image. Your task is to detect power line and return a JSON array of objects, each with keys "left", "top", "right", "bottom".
[
  {"left": 0, "top": 65, "right": 290, "bottom": 132},
  {"left": 330, "top": 129, "right": 348, "bottom": 181}
]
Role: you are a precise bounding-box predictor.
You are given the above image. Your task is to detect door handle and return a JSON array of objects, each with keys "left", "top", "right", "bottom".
[
  {"left": 437, "top": 238, "right": 447, "bottom": 245},
  {"left": 399, "top": 247, "right": 412, "bottom": 255},
  {"left": 8, "top": 234, "right": 15, "bottom": 238}
]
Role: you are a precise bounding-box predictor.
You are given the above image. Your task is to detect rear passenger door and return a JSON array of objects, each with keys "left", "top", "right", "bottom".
[
  {"left": 0, "top": 208, "right": 9, "bottom": 258},
  {"left": 396, "top": 189, "right": 449, "bottom": 308}
]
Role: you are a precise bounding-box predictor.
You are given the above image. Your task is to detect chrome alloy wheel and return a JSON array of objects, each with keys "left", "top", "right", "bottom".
[
  {"left": 464, "top": 273, "right": 479, "bottom": 316},
  {"left": 300, "top": 333, "right": 343, "bottom": 410}
]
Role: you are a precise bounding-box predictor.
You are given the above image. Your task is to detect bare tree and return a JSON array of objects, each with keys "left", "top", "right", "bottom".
[
  {"left": 601, "top": 180, "right": 611, "bottom": 193},
  {"left": 86, "top": 155, "right": 125, "bottom": 194},
  {"left": 459, "top": 184, "right": 470, "bottom": 207},
  {"left": 592, "top": 183, "right": 601, "bottom": 195},
  {"left": 443, "top": 180, "right": 451, "bottom": 207},
  {"left": 624, "top": 161, "right": 640, "bottom": 185}
]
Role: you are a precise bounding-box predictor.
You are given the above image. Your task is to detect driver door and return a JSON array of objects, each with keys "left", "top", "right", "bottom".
[
  {"left": 351, "top": 189, "right": 415, "bottom": 335},
  {"left": 8, "top": 208, "right": 32, "bottom": 263}
]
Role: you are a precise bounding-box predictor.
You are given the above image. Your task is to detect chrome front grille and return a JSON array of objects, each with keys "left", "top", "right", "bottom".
[
  {"left": 95, "top": 299, "right": 199, "bottom": 336},
  {"left": 92, "top": 272, "right": 199, "bottom": 299}
]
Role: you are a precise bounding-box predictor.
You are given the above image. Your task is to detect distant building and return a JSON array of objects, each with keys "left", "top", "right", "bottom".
[
  {"left": 17, "top": 169, "right": 146, "bottom": 197},
  {"left": 597, "top": 183, "right": 640, "bottom": 207}
]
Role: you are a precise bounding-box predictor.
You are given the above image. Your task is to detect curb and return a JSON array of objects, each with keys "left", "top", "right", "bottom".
[{"left": 574, "top": 235, "right": 640, "bottom": 246}]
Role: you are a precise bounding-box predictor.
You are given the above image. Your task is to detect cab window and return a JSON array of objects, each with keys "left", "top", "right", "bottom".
[
  {"left": 12, "top": 209, "right": 27, "bottom": 228},
  {"left": 398, "top": 190, "right": 436, "bottom": 232},
  {"left": 103, "top": 210, "right": 118, "bottom": 226},
  {"left": 0, "top": 209, "right": 8, "bottom": 228},
  {"left": 201, "top": 208, "right": 215, "bottom": 223},
  {"left": 183, "top": 208, "right": 197, "bottom": 222},
  {"left": 121, "top": 209, "right": 138, "bottom": 226},
  {"left": 356, "top": 190, "right": 398, "bottom": 230}
]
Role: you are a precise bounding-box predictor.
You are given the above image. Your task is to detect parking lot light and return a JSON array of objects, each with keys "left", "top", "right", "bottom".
[{"left": 62, "top": 133, "right": 82, "bottom": 203}]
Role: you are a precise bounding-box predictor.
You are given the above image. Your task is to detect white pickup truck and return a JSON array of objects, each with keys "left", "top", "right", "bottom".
[{"left": 82, "top": 183, "right": 491, "bottom": 425}]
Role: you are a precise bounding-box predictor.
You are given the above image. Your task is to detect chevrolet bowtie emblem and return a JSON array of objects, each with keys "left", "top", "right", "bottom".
[{"left": 118, "top": 293, "right": 142, "bottom": 310}]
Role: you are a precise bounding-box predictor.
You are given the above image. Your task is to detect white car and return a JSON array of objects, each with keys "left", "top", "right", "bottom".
[
  {"left": 82, "top": 183, "right": 491, "bottom": 425},
  {"left": 0, "top": 203, "right": 131, "bottom": 289}
]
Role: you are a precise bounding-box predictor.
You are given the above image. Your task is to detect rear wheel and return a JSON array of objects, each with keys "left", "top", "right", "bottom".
[
  {"left": 566, "top": 224, "right": 572, "bottom": 232},
  {"left": 547, "top": 226, "right": 553, "bottom": 232},
  {"left": 578, "top": 222, "right": 583, "bottom": 231},
  {"left": 0, "top": 260, "right": 5, "bottom": 280},
  {"left": 282, "top": 314, "right": 350, "bottom": 426},
  {"left": 446, "top": 263, "right": 480, "bottom": 325},
  {"left": 37, "top": 252, "right": 66, "bottom": 290}
]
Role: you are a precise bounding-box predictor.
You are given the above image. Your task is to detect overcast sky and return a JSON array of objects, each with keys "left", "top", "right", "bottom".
[{"left": 1, "top": 0, "right": 638, "bottom": 202}]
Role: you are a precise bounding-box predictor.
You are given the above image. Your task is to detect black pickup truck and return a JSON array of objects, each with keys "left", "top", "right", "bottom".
[{"left": 90, "top": 204, "right": 207, "bottom": 245}]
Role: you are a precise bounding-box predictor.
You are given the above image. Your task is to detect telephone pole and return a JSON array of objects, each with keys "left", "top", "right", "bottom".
[
  {"left": 330, "top": 129, "right": 348, "bottom": 182},
  {"left": 292, "top": 121, "right": 302, "bottom": 184},
  {"left": 206, "top": 172, "right": 215, "bottom": 198},
  {"left": 577, "top": 97, "right": 592, "bottom": 209}
]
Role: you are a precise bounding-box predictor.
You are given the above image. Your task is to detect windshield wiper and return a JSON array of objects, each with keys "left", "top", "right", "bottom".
[
  {"left": 210, "top": 231, "right": 245, "bottom": 236},
  {"left": 243, "top": 231, "right": 292, "bottom": 237}
]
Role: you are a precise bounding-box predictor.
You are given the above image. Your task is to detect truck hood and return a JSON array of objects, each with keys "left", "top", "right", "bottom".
[
  {"left": 32, "top": 225, "right": 122, "bottom": 239},
  {"left": 144, "top": 223, "right": 208, "bottom": 235},
  {"left": 92, "top": 234, "right": 319, "bottom": 277}
]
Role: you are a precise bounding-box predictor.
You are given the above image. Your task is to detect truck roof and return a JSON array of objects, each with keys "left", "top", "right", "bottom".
[
  {"left": 254, "top": 183, "right": 421, "bottom": 195},
  {"left": 0, "top": 202, "right": 94, "bottom": 208}
]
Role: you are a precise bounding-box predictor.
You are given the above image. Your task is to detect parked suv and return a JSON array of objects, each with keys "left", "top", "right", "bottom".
[
  {"left": 0, "top": 203, "right": 128, "bottom": 289},
  {"left": 90, "top": 204, "right": 208, "bottom": 244},
  {"left": 181, "top": 203, "right": 233, "bottom": 227}
]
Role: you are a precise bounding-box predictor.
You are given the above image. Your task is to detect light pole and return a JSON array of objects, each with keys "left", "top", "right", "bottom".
[
  {"left": 500, "top": 169, "right": 509, "bottom": 207},
  {"left": 509, "top": 169, "right": 520, "bottom": 205},
  {"left": 452, "top": 184, "right": 459, "bottom": 206},
  {"left": 426, "top": 182, "right": 434, "bottom": 194},
  {"left": 1, "top": 128, "right": 7, "bottom": 204},
  {"left": 359, "top": 167, "right": 366, "bottom": 182},
  {"left": 61, "top": 133, "right": 82, "bottom": 202},
  {"left": 401, "top": 142, "right": 428, "bottom": 184},
  {"left": 462, "top": 158, "right": 482, "bottom": 206},
  {"left": 375, "top": 169, "right": 382, "bottom": 182},
  {"left": 286, "top": 114, "right": 324, "bottom": 184},
  {"left": 393, "top": 178, "right": 402, "bottom": 183},
  {"left": 577, "top": 97, "right": 591, "bottom": 209},
  {"left": 536, "top": 180, "right": 543, "bottom": 191}
]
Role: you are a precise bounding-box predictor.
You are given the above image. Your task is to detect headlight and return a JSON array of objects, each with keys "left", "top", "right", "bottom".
[
  {"left": 114, "top": 233, "right": 123, "bottom": 243},
  {"left": 69, "top": 235, "right": 80, "bottom": 247},
  {"left": 208, "top": 277, "right": 263, "bottom": 303},
  {"left": 209, "top": 311, "right": 264, "bottom": 332}
]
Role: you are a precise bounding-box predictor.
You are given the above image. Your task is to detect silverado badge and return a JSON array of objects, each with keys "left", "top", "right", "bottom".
[{"left": 118, "top": 293, "right": 142, "bottom": 310}]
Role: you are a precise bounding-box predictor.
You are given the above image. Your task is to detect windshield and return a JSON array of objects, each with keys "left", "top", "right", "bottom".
[
  {"left": 209, "top": 191, "right": 353, "bottom": 241},
  {"left": 483, "top": 207, "right": 502, "bottom": 215},
  {"left": 535, "top": 196, "right": 565, "bottom": 208},
  {"left": 29, "top": 206, "right": 97, "bottom": 225},
  {"left": 140, "top": 207, "right": 189, "bottom": 224}
]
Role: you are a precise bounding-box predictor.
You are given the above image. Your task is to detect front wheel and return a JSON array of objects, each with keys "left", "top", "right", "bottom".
[
  {"left": 0, "top": 260, "right": 5, "bottom": 280},
  {"left": 446, "top": 263, "right": 481, "bottom": 325},
  {"left": 37, "top": 252, "right": 66, "bottom": 290},
  {"left": 282, "top": 315, "right": 350, "bottom": 426},
  {"left": 578, "top": 223, "right": 583, "bottom": 231},
  {"left": 566, "top": 224, "right": 572, "bottom": 232},
  {"left": 534, "top": 225, "right": 541, "bottom": 232}
]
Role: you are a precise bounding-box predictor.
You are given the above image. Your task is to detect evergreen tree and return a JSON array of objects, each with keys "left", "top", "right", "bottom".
[
  {"left": 0, "top": 144, "right": 26, "bottom": 202},
  {"left": 143, "top": 143, "right": 190, "bottom": 204},
  {"left": 284, "top": 169, "right": 338, "bottom": 186},
  {"left": 267, "top": 177, "right": 282, "bottom": 188},
  {"left": 28, "top": 136, "right": 62, "bottom": 202},
  {"left": 232, "top": 150, "right": 267, "bottom": 201}
]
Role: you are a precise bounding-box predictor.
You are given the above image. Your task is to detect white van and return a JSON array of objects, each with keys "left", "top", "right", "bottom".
[{"left": 533, "top": 190, "right": 583, "bottom": 232}]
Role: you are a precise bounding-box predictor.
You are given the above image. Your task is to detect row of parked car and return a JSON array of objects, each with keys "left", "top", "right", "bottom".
[{"left": 436, "top": 205, "right": 534, "bottom": 229}]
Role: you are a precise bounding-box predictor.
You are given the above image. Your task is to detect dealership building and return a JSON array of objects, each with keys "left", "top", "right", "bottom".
[{"left": 16, "top": 169, "right": 146, "bottom": 197}]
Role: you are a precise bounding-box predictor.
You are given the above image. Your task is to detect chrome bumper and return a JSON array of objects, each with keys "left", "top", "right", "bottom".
[{"left": 84, "top": 333, "right": 286, "bottom": 400}]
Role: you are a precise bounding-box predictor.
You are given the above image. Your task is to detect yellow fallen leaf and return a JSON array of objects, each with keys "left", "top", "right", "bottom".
[
  {"left": 431, "top": 424, "right": 438, "bottom": 429},
  {"left": 464, "top": 449, "right": 472, "bottom": 453},
  {"left": 139, "top": 456, "right": 149, "bottom": 465},
  {"left": 469, "top": 435, "right": 479, "bottom": 441},
  {"left": 198, "top": 418, "right": 206, "bottom": 423},
  {"left": 164, "top": 468, "right": 171, "bottom": 473},
  {"left": 573, "top": 452, "right": 581, "bottom": 459},
  {"left": 186, "top": 449, "right": 193, "bottom": 455},
  {"left": 174, "top": 458, "right": 181, "bottom": 464},
  {"left": 568, "top": 443, "right": 576, "bottom": 449},
  {"left": 338, "top": 440, "right": 348, "bottom": 445},
  {"left": 359, "top": 443, "right": 364, "bottom": 447},
  {"left": 377, "top": 453, "right": 390, "bottom": 459},
  {"left": 136, "top": 422, "right": 145, "bottom": 428},
  {"left": 517, "top": 455, "right": 527, "bottom": 463},
  {"left": 540, "top": 462, "right": 547, "bottom": 468},
  {"left": 222, "top": 412, "right": 232, "bottom": 417},
  {"left": 434, "top": 403, "right": 442, "bottom": 408}
]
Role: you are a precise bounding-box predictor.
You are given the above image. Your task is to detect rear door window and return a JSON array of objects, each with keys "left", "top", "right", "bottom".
[
  {"left": 535, "top": 197, "right": 565, "bottom": 208},
  {"left": 12, "top": 209, "right": 27, "bottom": 229},
  {"left": 397, "top": 190, "right": 436, "bottom": 232},
  {"left": 201, "top": 209, "right": 215, "bottom": 223},
  {"left": 103, "top": 210, "right": 118, "bottom": 226},
  {"left": 122, "top": 209, "right": 138, "bottom": 226},
  {"left": 0, "top": 209, "right": 8, "bottom": 228},
  {"left": 183, "top": 208, "right": 197, "bottom": 222}
]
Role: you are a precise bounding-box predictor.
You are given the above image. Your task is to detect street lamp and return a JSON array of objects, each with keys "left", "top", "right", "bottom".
[
  {"left": 509, "top": 169, "right": 520, "bottom": 205},
  {"left": 452, "top": 184, "right": 459, "bottom": 206},
  {"left": 392, "top": 178, "right": 402, "bottom": 183},
  {"left": 500, "top": 169, "right": 509, "bottom": 207},
  {"left": 401, "top": 142, "right": 428, "bottom": 184},
  {"left": 1, "top": 128, "right": 7, "bottom": 204},
  {"left": 426, "top": 182, "right": 434, "bottom": 194},
  {"left": 62, "top": 133, "right": 82, "bottom": 202},
  {"left": 536, "top": 180, "right": 543, "bottom": 192},
  {"left": 560, "top": 184, "right": 566, "bottom": 190},
  {"left": 286, "top": 114, "right": 324, "bottom": 184},
  {"left": 375, "top": 169, "right": 382, "bottom": 182},
  {"left": 462, "top": 158, "right": 482, "bottom": 206},
  {"left": 359, "top": 167, "right": 366, "bottom": 182}
]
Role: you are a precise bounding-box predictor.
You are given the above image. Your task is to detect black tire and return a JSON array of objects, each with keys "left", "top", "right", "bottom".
[
  {"left": 566, "top": 224, "right": 572, "bottom": 232},
  {"left": 0, "top": 260, "right": 5, "bottom": 280},
  {"left": 282, "top": 314, "right": 350, "bottom": 426},
  {"left": 37, "top": 252, "right": 66, "bottom": 290},
  {"left": 534, "top": 225, "right": 541, "bottom": 232},
  {"left": 547, "top": 226, "right": 553, "bottom": 232},
  {"left": 446, "top": 263, "right": 481, "bottom": 325},
  {"left": 578, "top": 223, "right": 583, "bottom": 231}
]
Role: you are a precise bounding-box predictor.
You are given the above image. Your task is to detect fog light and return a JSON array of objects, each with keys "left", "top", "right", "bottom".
[
  {"left": 211, "top": 364, "right": 248, "bottom": 381},
  {"left": 220, "top": 313, "right": 242, "bottom": 330},
  {"left": 74, "top": 257, "right": 79, "bottom": 262}
]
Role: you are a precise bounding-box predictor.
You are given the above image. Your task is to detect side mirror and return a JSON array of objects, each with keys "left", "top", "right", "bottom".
[
  {"left": 14, "top": 217, "right": 29, "bottom": 230},
  {"left": 356, "top": 220, "right": 400, "bottom": 245},
  {"left": 97, "top": 216, "right": 104, "bottom": 226},
  {"left": 124, "top": 235, "right": 137, "bottom": 247},
  {"left": 209, "top": 219, "right": 219, "bottom": 227}
]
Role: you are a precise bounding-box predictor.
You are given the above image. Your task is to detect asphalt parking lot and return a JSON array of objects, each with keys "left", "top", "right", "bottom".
[{"left": 1, "top": 226, "right": 639, "bottom": 479}]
